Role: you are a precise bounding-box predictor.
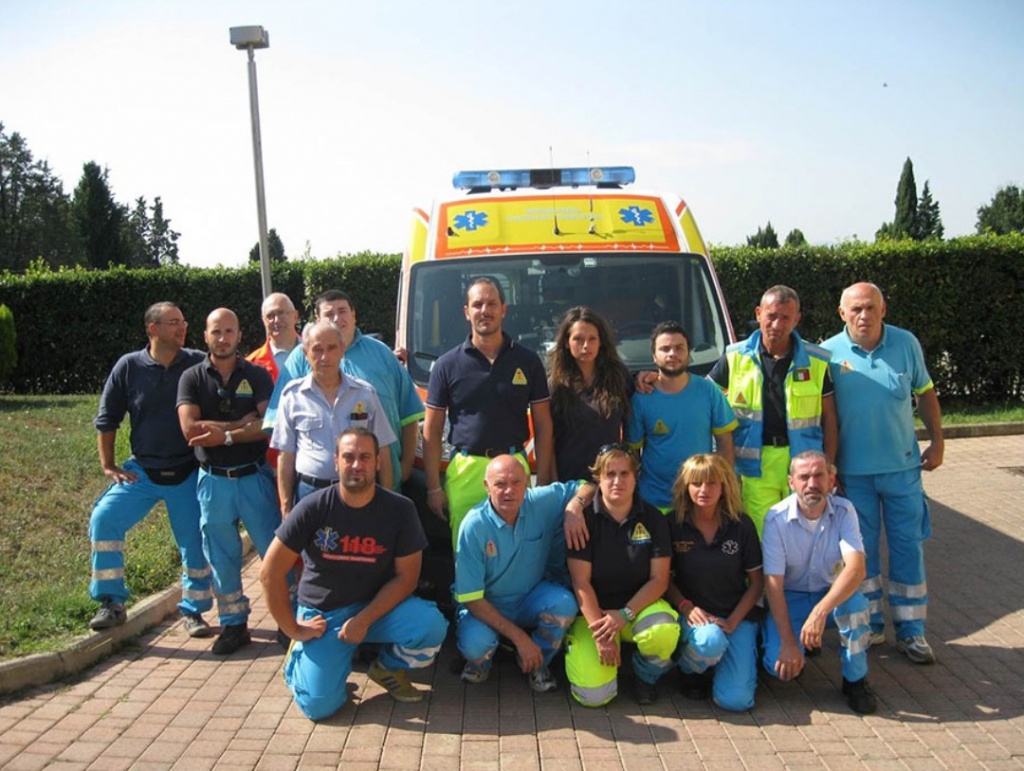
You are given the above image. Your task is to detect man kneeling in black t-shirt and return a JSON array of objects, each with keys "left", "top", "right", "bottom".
[{"left": 259, "top": 428, "right": 448, "bottom": 720}]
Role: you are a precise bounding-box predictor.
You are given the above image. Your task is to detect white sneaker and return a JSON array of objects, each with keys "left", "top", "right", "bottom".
[
  {"left": 527, "top": 666, "right": 557, "bottom": 693},
  {"left": 460, "top": 661, "right": 490, "bottom": 685},
  {"left": 896, "top": 635, "right": 936, "bottom": 665},
  {"left": 869, "top": 631, "right": 886, "bottom": 647}
]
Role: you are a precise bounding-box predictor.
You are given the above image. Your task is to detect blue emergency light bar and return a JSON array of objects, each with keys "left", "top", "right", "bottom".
[{"left": 453, "top": 166, "right": 636, "bottom": 191}]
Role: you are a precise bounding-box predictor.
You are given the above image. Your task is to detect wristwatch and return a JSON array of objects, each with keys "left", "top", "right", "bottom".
[
  {"left": 620, "top": 606, "right": 636, "bottom": 623},
  {"left": 223, "top": 430, "right": 234, "bottom": 446}
]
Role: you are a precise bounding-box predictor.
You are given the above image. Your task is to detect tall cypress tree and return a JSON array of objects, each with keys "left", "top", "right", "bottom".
[
  {"left": 916, "top": 181, "right": 944, "bottom": 240},
  {"left": 892, "top": 157, "right": 918, "bottom": 239}
]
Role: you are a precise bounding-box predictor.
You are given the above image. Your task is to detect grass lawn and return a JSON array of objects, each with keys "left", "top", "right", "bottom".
[
  {"left": 0, "top": 392, "right": 1021, "bottom": 661},
  {"left": 0, "top": 395, "right": 180, "bottom": 660}
]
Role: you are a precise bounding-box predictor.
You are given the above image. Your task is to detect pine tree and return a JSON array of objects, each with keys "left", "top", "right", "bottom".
[
  {"left": 915, "top": 181, "right": 944, "bottom": 240},
  {"left": 784, "top": 228, "right": 807, "bottom": 247},
  {"left": 71, "top": 162, "right": 129, "bottom": 268},
  {"left": 249, "top": 228, "right": 286, "bottom": 263},
  {"left": 746, "top": 221, "right": 779, "bottom": 249}
]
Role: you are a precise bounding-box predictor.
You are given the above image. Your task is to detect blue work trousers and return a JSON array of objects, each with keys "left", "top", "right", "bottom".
[
  {"left": 197, "top": 465, "right": 280, "bottom": 626},
  {"left": 457, "top": 581, "right": 578, "bottom": 671},
  {"left": 89, "top": 459, "right": 211, "bottom": 615},
  {"left": 841, "top": 469, "right": 930, "bottom": 638},
  {"left": 285, "top": 597, "right": 448, "bottom": 721},
  {"left": 677, "top": 620, "right": 759, "bottom": 712},
  {"left": 762, "top": 589, "right": 871, "bottom": 683}
]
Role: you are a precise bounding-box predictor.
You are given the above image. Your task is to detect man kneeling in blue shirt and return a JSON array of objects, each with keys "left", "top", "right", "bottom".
[{"left": 761, "top": 450, "right": 877, "bottom": 715}]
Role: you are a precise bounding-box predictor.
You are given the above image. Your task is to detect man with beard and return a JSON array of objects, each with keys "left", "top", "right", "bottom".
[
  {"left": 626, "top": 321, "right": 736, "bottom": 511},
  {"left": 709, "top": 286, "right": 837, "bottom": 536},
  {"left": 177, "top": 307, "right": 278, "bottom": 655},
  {"left": 424, "top": 277, "right": 554, "bottom": 547},
  {"left": 259, "top": 428, "right": 448, "bottom": 720},
  {"left": 88, "top": 301, "right": 213, "bottom": 637},
  {"left": 761, "top": 451, "right": 876, "bottom": 714}
]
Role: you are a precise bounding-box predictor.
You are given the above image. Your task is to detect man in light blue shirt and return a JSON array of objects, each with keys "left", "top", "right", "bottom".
[
  {"left": 454, "top": 456, "right": 593, "bottom": 693},
  {"left": 761, "top": 451, "right": 876, "bottom": 714},
  {"left": 264, "top": 289, "right": 423, "bottom": 490},
  {"left": 271, "top": 320, "right": 396, "bottom": 513},
  {"left": 822, "top": 282, "right": 943, "bottom": 665}
]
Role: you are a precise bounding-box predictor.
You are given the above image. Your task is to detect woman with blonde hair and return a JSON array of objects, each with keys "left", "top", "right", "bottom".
[
  {"left": 565, "top": 444, "right": 679, "bottom": 706},
  {"left": 666, "top": 453, "right": 763, "bottom": 711}
]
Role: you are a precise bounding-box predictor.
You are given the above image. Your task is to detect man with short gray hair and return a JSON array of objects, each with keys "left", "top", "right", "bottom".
[{"left": 271, "top": 319, "right": 396, "bottom": 515}]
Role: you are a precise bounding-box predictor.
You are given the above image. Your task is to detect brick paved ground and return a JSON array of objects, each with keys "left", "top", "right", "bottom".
[{"left": 1, "top": 435, "right": 1023, "bottom": 770}]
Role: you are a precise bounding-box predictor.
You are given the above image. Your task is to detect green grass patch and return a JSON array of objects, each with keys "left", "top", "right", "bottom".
[
  {"left": 0, "top": 395, "right": 181, "bottom": 659},
  {"left": 924, "top": 399, "right": 1024, "bottom": 426}
]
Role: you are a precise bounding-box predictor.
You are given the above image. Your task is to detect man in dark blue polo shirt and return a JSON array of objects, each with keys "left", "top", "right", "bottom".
[
  {"left": 423, "top": 277, "right": 554, "bottom": 548},
  {"left": 88, "top": 301, "right": 213, "bottom": 637},
  {"left": 177, "top": 307, "right": 279, "bottom": 655}
]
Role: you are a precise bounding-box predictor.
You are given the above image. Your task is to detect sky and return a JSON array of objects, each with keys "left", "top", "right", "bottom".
[{"left": 2, "top": 1, "right": 1022, "bottom": 268}]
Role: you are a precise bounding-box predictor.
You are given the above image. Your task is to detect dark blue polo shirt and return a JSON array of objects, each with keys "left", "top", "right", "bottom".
[
  {"left": 177, "top": 355, "right": 274, "bottom": 467},
  {"left": 426, "top": 333, "right": 549, "bottom": 452},
  {"left": 568, "top": 495, "right": 672, "bottom": 609},
  {"left": 95, "top": 347, "right": 206, "bottom": 469},
  {"left": 669, "top": 513, "right": 763, "bottom": 622}
]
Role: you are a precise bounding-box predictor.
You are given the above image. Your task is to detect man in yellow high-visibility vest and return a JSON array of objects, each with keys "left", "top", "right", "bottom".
[{"left": 709, "top": 286, "right": 837, "bottom": 536}]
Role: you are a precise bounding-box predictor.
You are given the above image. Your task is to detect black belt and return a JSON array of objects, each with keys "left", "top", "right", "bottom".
[
  {"left": 456, "top": 445, "right": 523, "bottom": 458},
  {"left": 764, "top": 436, "right": 789, "bottom": 448},
  {"left": 297, "top": 472, "right": 338, "bottom": 489},
  {"left": 201, "top": 462, "right": 260, "bottom": 479}
]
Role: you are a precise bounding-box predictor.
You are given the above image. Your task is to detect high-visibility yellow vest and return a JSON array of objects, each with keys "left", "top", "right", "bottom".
[{"left": 724, "top": 331, "right": 830, "bottom": 477}]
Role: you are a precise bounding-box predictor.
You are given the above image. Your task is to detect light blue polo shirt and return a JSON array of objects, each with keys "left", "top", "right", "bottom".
[
  {"left": 264, "top": 329, "right": 424, "bottom": 489},
  {"left": 762, "top": 493, "right": 864, "bottom": 593},
  {"left": 270, "top": 373, "right": 397, "bottom": 480},
  {"left": 822, "top": 324, "right": 933, "bottom": 476},
  {"left": 625, "top": 376, "right": 737, "bottom": 508},
  {"left": 454, "top": 482, "right": 579, "bottom": 606}
]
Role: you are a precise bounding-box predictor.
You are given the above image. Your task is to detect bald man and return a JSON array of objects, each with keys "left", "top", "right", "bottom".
[
  {"left": 177, "top": 308, "right": 280, "bottom": 655},
  {"left": 822, "top": 282, "right": 943, "bottom": 665},
  {"left": 454, "top": 455, "right": 593, "bottom": 693},
  {"left": 246, "top": 292, "right": 300, "bottom": 381}
]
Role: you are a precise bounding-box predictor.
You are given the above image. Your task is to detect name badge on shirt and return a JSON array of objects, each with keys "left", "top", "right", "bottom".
[{"left": 793, "top": 368, "right": 811, "bottom": 382}]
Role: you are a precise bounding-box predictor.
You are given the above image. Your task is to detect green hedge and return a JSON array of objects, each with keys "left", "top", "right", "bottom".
[
  {"left": 0, "top": 237, "right": 1021, "bottom": 400},
  {"left": 711, "top": 234, "right": 1024, "bottom": 400},
  {"left": 0, "top": 252, "right": 399, "bottom": 393}
]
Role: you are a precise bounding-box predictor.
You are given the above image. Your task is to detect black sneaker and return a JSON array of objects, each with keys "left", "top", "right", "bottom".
[
  {"left": 634, "top": 678, "right": 658, "bottom": 705},
  {"left": 678, "top": 671, "right": 712, "bottom": 701},
  {"left": 212, "top": 624, "right": 251, "bottom": 655},
  {"left": 181, "top": 612, "right": 213, "bottom": 639},
  {"left": 842, "top": 677, "right": 878, "bottom": 715},
  {"left": 89, "top": 598, "right": 126, "bottom": 631}
]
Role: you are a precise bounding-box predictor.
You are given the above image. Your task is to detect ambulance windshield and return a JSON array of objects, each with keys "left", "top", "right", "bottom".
[{"left": 404, "top": 252, "right": 729, "bottom": 384}]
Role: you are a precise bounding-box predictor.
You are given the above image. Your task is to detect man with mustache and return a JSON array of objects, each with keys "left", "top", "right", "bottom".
[{"left": 760, "top": 450, "right": 876, "bottom": 714}]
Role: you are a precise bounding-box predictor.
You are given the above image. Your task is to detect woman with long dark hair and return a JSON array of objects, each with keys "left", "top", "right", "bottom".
[{"left": 547, "top": 307, "right": 633, "bottom": 482}]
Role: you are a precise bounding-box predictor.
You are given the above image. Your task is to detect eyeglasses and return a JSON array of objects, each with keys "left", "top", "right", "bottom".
[
  {"left": 217, "top": 387, "right": 233, "bottom": 414},
  {"left": 158, "top": 319, "right": 187, "bottom": 327}
]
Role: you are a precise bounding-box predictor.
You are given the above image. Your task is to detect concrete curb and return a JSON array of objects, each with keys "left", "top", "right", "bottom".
[
  {"left": 918, "top": 421, "right": 1024, "bottom": 440},
  {"left": 0, "top": 534, "right": 254, "bottom": 697}
]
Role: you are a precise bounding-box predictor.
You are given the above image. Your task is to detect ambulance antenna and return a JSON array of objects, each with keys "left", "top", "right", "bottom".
[
  {"left": 587, "top": 150, "right": 597, "bottom": 235},
  {"left": 550, "top": 146, "right": 563, "bottom": 235}
]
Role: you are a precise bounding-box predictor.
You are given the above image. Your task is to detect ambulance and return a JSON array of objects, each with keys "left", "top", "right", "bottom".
[
  {"left": 398, "top": 165, "right": 734, "bottom": 389},
  {"left": 397, "top": 165, "right": 736, "bottom": 571}
]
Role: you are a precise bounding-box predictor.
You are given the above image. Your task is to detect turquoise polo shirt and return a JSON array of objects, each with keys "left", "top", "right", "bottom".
[
  {"left": 454, "top": 482, "right": 579, "bottom": 606},
  {"left": 625, "top": 376, "right": 737, "bottom": 508},
  {"left": 822, "top": 324, "right": 933, "bottom": 476}
]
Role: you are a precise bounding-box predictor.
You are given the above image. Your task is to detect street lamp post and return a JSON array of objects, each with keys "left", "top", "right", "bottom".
[{"left": 229, "top": 25, "right": 272, "bottom": 297}]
